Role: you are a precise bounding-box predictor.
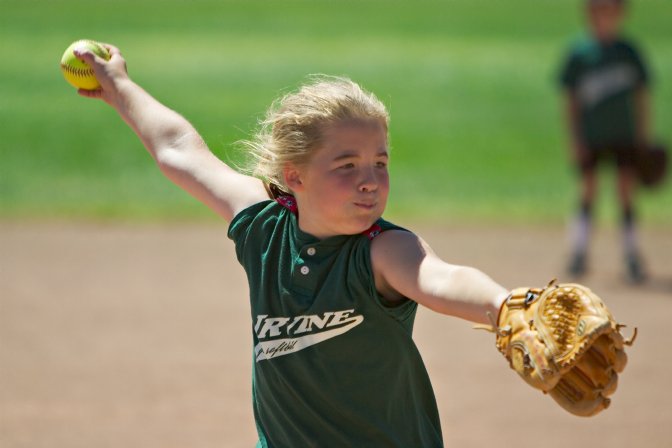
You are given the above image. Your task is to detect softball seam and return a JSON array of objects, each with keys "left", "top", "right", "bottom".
[{"left": 60, "top": 63, "right": 95, "bottom": 78}]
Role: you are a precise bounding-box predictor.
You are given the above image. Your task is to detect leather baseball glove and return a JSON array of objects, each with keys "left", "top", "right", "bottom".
[
  {"left": 636, "top": 142, "right": 668, "bottom": 188},
  {"left": 478, "top": 279, "right": 636, "bottom": 416}
]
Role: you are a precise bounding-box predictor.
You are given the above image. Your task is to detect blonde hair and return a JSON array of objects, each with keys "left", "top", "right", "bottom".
[{"left": 242, "top": 75, "right": 389, "bottom": 198}]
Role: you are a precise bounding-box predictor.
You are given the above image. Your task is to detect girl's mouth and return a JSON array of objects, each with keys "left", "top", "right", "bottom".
[{"left": 354, "top": 202, "right": 376, "bottom": 210}]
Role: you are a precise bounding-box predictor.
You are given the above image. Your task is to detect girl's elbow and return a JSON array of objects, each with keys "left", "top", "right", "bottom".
[
  {"left": 154, "top": 147, "right": 197, "bottom": 184},
  {"left": 155, "top": 147, "right": 182, "bottom": 170}
]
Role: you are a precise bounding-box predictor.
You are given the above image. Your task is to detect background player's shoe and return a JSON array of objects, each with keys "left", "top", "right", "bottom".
[
  {"left": 626, "top": 252, "right": 647, "bottom": 284},
  {"left": 567, "top": 251, "right": 587, "bottom": 278}
]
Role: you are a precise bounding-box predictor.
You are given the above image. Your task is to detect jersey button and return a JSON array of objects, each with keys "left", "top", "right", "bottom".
[
  {"left": 300, "top": 265, "right": 310, "bottom": 275},
  {"left": 306, "top": 247, "right": 316, "bottom": 256}
]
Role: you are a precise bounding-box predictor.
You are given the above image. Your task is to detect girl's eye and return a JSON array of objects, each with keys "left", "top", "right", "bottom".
[{"left": 376, "top": 161, "right": 387, "bottom": 168}]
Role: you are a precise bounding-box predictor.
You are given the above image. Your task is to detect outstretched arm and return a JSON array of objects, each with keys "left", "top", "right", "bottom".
[
  {"left": 75, "top": 44, "right": 268, "bottom": 221},
  {"left": 371, "top": 230, "right": 508, "bottom": 325}
]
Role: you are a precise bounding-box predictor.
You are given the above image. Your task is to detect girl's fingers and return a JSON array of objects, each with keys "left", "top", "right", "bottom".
[
  {"left": 101, "top": 43, "right": 121, "bottom": 56},
  {"left": 77, "top": 88, "right": 103, "bottom": 99},
  {"left": 73, "top": 48, "right": 99, "bottom": 65}
]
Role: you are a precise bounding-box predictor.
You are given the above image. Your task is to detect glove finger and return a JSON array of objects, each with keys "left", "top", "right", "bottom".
[
  {"left": 602, "top": 371, "right": 619, "bottom": 397},
  {"left": 591, "top": 333, "right": 628, "bottom": 373},
  {"left": 578, "top": 352, "right": 620, "bottom": 398},
  {"left": 613, "top": 348, "right": 627, "bottom": 373},
  {"left": 549, "top": 367, "right": 611, "bottom": 417},
  {"left": 575, "top": 346, "right": 614, "bottom": 390}
]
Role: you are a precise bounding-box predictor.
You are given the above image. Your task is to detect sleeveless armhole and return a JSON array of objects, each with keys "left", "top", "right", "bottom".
[
  {"left": 227, "top": 200, "right": 274, "bottom": 264},
  {"left": 366, "top": 220, "right": 418, "bottom": 322}
]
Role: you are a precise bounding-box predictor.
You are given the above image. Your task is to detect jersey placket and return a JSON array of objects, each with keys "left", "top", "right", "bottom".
[{"left": 291, "top": 243, "right": 321, "bottom": 294}]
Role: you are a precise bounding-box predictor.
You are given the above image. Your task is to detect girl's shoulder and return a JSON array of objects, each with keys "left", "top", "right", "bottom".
[
  {"left": 369, "top": 227, "right": 427, "bottom": 305},
  {"left": 369, "top": 218, "right": 408, "bottom": 239},
  {"left": 228, "top": 199, "right": 276, "bottom": 235},
  {"left": 370, "top": 226, "right": 420, "bottom": 253},
  {"left": 369, "top": 225, "right": 425, "bottom": 270}
]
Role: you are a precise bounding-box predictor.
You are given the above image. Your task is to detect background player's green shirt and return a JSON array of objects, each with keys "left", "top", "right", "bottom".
[
  {"left": 228, "top": 199, "right": 443, "bottom": 448},
  {"left": 559, "top": 35, "right": 649, "bottom": 147}
]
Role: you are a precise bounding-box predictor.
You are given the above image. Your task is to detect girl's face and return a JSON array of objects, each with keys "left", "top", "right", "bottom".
[
  {"left": 587, "top": 1, "right": 624, "bottom": 42},
  {"left": 286, "top": 120, "right": 390, "bottom": 239}
]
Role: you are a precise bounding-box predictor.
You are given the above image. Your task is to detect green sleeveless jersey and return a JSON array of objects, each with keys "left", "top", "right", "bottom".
[
  {"left": 228, "top": 198, "right": 443, "bottom": 447},
  {"left": 559, "top": 36, "right": 649, "bottom": 147}
]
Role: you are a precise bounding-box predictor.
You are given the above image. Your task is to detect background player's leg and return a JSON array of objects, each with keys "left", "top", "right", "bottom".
[
  {"left": 617, "top": 165, "right": 646, "bottom": 283},
  {"left": 568, "top": 168, "right": 597, "bottom": 277}
]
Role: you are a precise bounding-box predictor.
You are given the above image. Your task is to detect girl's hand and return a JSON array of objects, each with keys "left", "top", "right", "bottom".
[{"left": 74, "top": 43, "right": 128, "bottom": 106}]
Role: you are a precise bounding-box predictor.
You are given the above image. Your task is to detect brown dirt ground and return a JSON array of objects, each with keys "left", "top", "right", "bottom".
[{"left": 1, "top": 222, "right": 671, "bottom": 448}]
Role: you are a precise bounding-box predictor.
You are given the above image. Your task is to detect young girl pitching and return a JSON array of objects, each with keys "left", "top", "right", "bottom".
[{"left": 75, "top": 44, "right": 508, "bottom": 447}]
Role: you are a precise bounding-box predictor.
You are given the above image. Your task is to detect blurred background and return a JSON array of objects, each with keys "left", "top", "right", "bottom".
[
  {"left": 1, "top": 1, "right": 671, "bottom": 447},
  {"left": 1, "top": 0, "right": 669, "bottom": 224}
]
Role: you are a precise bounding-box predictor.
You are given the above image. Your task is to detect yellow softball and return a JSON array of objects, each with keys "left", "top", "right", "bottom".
[{"left": 60, "top": 39, "right": 110, "bottom": 90}]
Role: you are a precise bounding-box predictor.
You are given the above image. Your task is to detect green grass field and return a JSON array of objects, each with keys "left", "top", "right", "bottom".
[{"left": 1, "top": 0, "right": 670, "bottom": 224}]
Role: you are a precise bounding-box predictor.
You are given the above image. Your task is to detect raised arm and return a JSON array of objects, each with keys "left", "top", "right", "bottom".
[
  {"left": 75, "top": 44, "right": 268, "bottom": 221},
  {"left": 370, "top": 230, "right": 508, "bottom": 325}
]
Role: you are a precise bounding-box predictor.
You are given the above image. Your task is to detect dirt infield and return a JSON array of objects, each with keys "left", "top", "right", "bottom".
[{"left": 1, "top": 222, "right": 671, "bottom": 447}]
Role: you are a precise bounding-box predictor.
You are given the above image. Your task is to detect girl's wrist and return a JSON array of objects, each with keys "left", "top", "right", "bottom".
[
  {"left": 493, "top": 290, "right": 509, "bottom": 310},
  {"left": 108, "top": 78, "right": 140, "bottom": 111}
]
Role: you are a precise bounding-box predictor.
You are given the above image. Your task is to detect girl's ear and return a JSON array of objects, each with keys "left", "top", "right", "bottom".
[{"left": 283, "top": 164, "right": 304, "bottom": 192}]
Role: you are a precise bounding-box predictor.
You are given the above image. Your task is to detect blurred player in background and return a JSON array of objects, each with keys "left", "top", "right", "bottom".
[{"left": 559, "top": 0, "right": 652, "bottom": 283}]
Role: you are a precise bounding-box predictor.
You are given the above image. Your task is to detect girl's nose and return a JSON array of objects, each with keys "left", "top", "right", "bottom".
[{"left": 359, "top": 169, "right": 378, "bottom": 193}]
